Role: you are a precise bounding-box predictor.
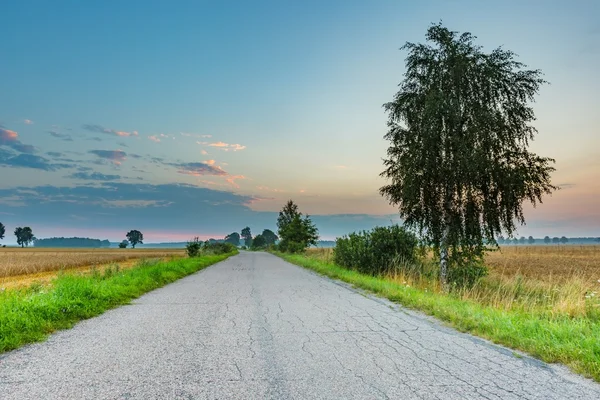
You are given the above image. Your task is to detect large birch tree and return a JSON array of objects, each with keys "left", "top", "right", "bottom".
[{"left": 380, "top": 23, "right": 556, "bottom": 287}]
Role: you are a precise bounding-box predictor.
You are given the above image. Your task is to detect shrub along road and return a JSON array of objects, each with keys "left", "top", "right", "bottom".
[{"left": 1, "top": 252, "right": 599, "bottom": 399}]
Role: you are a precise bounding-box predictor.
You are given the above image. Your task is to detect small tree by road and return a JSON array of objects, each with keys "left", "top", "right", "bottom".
[
  {"left": 14, "top": 227, "right": 35, "bottom": 247},
  {"left": 125, "top": 230, "right": 143, "bottom": 248},
  {"left": 379, "top": 23, "right": 556, "bottom": 288},
  {"left": 277, "top": 200, "right": 319, "bottom": 253}
]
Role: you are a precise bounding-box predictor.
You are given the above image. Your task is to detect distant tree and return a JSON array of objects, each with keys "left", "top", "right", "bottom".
[
  {"left": 596, "top": 237, "right": 600, "bottom": 244},
  {"left": 224, "top": 232, "right": 241, "bottom": 246},
  {"left": 513, "top": 238, "right": 519, "bottom": 245},
  {"left": 277, "top": 200, "right": 319, "bottom": 253},
  {"left": 519, "top": 236, "right": 526, "bottom": 245},
  {"left": 560, "top": 236, "right": 569, "bottom": 244},
  {"left": 379, "top": 23, "right": 556, "bottom": 287},
  {"left": 552, "top": 237, "right": 560, "bottom": 244},
  {"left": 125, "top": 230, "right": 143, "bottom": 248},
  {"left": 544, "top": 236, "right": 551, "bottom": 244},
  {"left": 251, "top": 234, "right": 267, "bottom": 249},
  {"left": 14, "top": 227, "right": 35, "bottom": 247},
  {"left": 528, "top": 236, "right": 535, "bottom": 245},
  {"left": 261, "top": 229, "right": 278, "bottom": 246},
  {"left": 118, "top": 240, "right": 128, "bottom": 249},
  {"left": 497, "top": 235, "right": 505, "bottom": 245},
  {"left": 0, "top": 222, "right": 5, "bottom": 241},
  {"left": 241, "top": 227, "right": 252, "bottom": 248}
]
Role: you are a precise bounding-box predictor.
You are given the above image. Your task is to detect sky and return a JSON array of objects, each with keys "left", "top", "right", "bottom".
[{"left": 1, "top": 0, "right": 599, "bottom": 243}]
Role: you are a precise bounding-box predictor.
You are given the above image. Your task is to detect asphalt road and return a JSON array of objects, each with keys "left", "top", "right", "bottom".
[{"left": 1, "top": 252, "right": 599, "bottom": 399}]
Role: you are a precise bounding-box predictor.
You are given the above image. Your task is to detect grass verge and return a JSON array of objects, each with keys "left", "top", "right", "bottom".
[
  {"left": 274, "top": 251, "right": 600, "bottom": 382},
  {"left": 0, "top": 253, "right": 235, "bottom": 353}
]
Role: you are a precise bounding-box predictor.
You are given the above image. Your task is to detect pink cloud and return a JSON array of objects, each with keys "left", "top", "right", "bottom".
[
  {"left": 208, "top": 141, "right": 229, "bottom": 148},
  {"left": 148, "top": 135, "right": 161, "bottom": 142},
  {"left": 200, "top": 149, "right": 208, "bottom": 155},
  {"left": 83, "top": 124, "right": 138, "bottom": 138},
  {"left": 226, "top": 175, "right": 246, "bottom": 188},
  {"left": 200, "top": 141, "right": 247, "bottom": 151},
  {"left": 0, "top": 128, "right": 18, "bottom": 142}
]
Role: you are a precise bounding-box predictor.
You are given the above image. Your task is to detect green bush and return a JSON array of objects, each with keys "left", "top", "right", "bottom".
[
  {"left": 333, "top": 225, "right": 420, "bottom": 275},
  {"left": 186, "top": 237, "right": 202, "bottom": 257},
  {"left": 277, "top": 240, "right": 306, "bottom": 254},
  {"left": 447, "top": 261, "right": 488, "bottom": 288},
  {"left": 203, "top": 241, "right": 236, "bottom": 255}
]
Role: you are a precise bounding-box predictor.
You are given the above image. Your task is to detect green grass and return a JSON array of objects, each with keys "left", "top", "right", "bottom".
[
  {"left": 274, "top": 251, "right": 600, "bottom": 382},
  {"left": 0, "top": 253, "right": 235, "bottom": 353}
]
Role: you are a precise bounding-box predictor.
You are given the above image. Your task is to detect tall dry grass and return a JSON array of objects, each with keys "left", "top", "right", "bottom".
[
  {"left": 307, "top": 246, "right": 600, "bottom": 319},
  {"left": 0, "top": 248, "right": 186, "bottom": 278}
]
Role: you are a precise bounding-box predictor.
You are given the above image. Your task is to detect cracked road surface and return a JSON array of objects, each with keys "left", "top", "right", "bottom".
[{"left": 2, "top": 252, "right": 600, "bottom": 399}]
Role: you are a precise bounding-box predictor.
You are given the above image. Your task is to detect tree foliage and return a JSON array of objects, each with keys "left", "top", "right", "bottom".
[
  {"left": 379, "top": 23, "right": 556, "bottom": 286},
  {"left": 261, "top": 229, "right": 278, "bottom": 245},
  {"left": 544, "top": 236, "right": 551, "bottom": 244},
  {"left": 224, "top": 232, "right": 241, "bottom": 246},
  {"left": 251, "top": 234, "right": 267, "bottom": 249},
  {"left": 528, "top": 236, "right": 535, "bottom": 245},
  {"left": 241, "top": 227, "right": 252, "bottom": 248},
  {"left": 125, "top": 230, "right": 143, "bottom": 248},
  {"left": 34, "top": 237, "right": 111, "bottom": 248},
  {"left": 118, "top": 240, "right": 128, "bottom": 249},
  {"left": 0, "top": 222, "right": 5, "bottom": 240},
  {"left": 276, "top": 200, "right": 319, "bottom": 253},
  {"left": 14, "top": 227, "right": 35, "bottom": 248}
]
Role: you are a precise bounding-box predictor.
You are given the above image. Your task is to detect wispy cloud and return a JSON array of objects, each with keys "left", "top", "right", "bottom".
[
  {"left": 200, "top": 149, "right": 208, "bottom": 155},
  {"left": 225, "top": 175, "right": 246, "bottom": 188},
  {"left": 67, "top": 172, "right": 121, "bottom": 181},
  {"left": 174, "top": 161, "right": 227, "bottom": 177},
  {"left": 23, "top": 119, "right": 34, "bottom": 125},
  {"left": 48, "top": 130, "right": 73, "bottom": 142},
  {"left": 197, "top": 141, "right": 246, "bottom": 151},
  {"left": 88, "top": 149, "right": 127, "bottom": 165},
  {"left": 148, "top": 135, "right": 161, "bottom": 143},
  {"left": 182, "top": 132, "right": 212, "bottom": 138},
  {"left": 0, "top": 127, "right": 36, "bottom": 153},
  {"left": 83, "top": 124, "right": 139, "bottom": 137},
  {"left": 0, "top": 150, "right": 73, "bottom": 171},
  {"left": 256, "top": 186, "right": 284, "bottom": 193}
]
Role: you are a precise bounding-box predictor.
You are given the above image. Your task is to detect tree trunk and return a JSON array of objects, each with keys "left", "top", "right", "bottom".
[{"left": 439, "top": 225, "right": 449, "bottom": 291}]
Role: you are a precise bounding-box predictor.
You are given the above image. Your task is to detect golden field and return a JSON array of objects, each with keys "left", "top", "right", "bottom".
[
  {"left": 307, "top": 245, "right": 600, "bottom": 317},
  {"left": 0, "top": 247, "right": 186, "bottom": 289}
]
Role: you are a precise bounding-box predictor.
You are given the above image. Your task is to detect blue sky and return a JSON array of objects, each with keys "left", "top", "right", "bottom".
[{"left": 1, "top": 0, "right": 599, "bottom": 242}]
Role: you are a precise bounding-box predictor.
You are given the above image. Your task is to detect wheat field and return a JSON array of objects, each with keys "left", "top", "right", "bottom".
[
  {"left": 0, "top": 247, "right": 186, "bottom": 281},
  {"left": 308, "top": 245, "right": 600, "bottom": 317}
]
